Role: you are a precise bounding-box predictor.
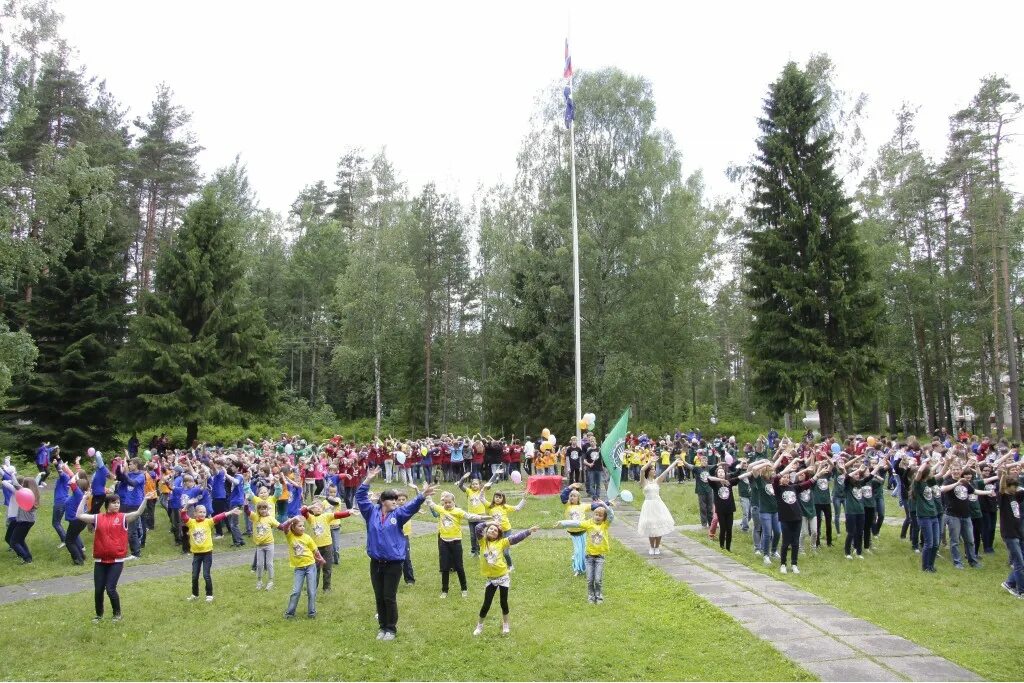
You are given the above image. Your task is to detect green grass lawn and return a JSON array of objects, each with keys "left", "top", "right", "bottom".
[
  {"left": 684, "top": 521, "right": 1021, "bottom": 681},
  {"left": 0, "top": 536, "right": 810, "bottom": 681}
]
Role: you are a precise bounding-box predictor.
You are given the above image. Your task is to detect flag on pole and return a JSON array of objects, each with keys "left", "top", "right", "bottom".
[
  {"left": 600, "top": 407, "right": 630, "bottom": 500},
  {"left": 563, "top": 38, "right": 573, "bottom": 79}
]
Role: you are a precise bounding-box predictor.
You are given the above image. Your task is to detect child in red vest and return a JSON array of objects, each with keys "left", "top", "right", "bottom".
[{"left": 75, "top": 493, "right": 147, "bottom": 623}]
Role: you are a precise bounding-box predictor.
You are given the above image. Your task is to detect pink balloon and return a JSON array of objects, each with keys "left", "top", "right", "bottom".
[
  {"left": 15, "top": 488, "right": 35, "bottom": 512},
  {"left": 510, "top": 470, "right": 522, "bottom": 485},
  {"left": 87, "top": 447, "right": 96, "bottom": 457},
  {"left": 725, "top": 454, "right": 734, "bottom": 465}
]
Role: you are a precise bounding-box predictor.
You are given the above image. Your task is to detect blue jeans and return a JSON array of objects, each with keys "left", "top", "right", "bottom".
[
  {"left": 831, "top": 496, "right": 844, "bottom": 532},
  {"left": 758, "top": 512, "right": 780, "bottom": 555},
  {"left": 750, "top": 505, "right": 761, "bottom": 550},
  {"left": 945, "top": 516, "right": 977, "bottom": 567},
  {"left": 920, "top": 516, "right": 940, "bottom": 570},
  {"left": 587, "top": 469, "right": 603, "bottom": 499},
  {"left": 52, "top": 501, "right": 67, "bottom": 542},
  {"left": 286, "top": 564, "right": 317, "bottom": 617},
  {"left": 1003, "top": 537, "right": 1024, "bottom": 593}
]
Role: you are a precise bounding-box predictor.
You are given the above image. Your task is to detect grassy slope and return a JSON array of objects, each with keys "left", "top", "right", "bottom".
[
  {"left": 684, "top": 522, "right": 1021, "bottom": 681},
  {"left": 0, "top": 536, "right": 810, "bottom": 681}
]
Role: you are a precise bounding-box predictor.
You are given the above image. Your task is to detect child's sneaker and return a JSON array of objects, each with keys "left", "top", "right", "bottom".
[
  {"left": 205, "top": 595, "right": 214, "bottom": 603},
  {"left": 112, "top": 614, "right": 123, "bottom": 622},
  {"left": 473, "top": 623, "right": 484, "bottom": 636},
  {"left": 91, "top": 616, "right": 101, "bottom": 624},
  {"left": 754, "top": 549, "right": 762, "bottom": 556},
  {"left": 461, "top": 590, "right": 468, "bottom": 598},
  {"left": 792, "top": 566, "right": 800, "bottom": 574},
  {"left": 187, "top": 595, "right": 198, "bottom": 601},
  {"left": 763, "top": 555, "right": 771, "bottom": 566},
  {"left": 440, "top": 592, "right": 447, "bottom": 599},
  {"left": 265, "top": 581, "right": 273, "bottom": 591},
  {"left": 255, "top": 581, "right": 263, "bottom": 590},
  {"left": 376, "top": 630, "right": 385, "bottom": 640},
  {"left": 501, "top": 621, "right": 510, "bottom": 635},
  {"left": 780, "top": 565, "right": 787, "bottom": 574}
]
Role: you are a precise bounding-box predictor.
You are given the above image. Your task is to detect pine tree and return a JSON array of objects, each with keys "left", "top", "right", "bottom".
[
  {"left": 116, "top": 187, "right": 279, "bottom": 445},
  {"left": 12, "top": 213, "right": 130, "bottom": 450},
  {"left": 744, "top": 62, "right": 881, "bottom": 436}
]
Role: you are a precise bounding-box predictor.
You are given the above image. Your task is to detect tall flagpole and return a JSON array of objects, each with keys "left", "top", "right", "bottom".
[{"left": 568, "top": 42, "right": 582, "bottom": 442}]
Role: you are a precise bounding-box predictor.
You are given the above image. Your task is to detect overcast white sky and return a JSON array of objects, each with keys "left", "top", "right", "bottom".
[{"left": 57, "top": 0, "right": 1024, "bottom": 217}]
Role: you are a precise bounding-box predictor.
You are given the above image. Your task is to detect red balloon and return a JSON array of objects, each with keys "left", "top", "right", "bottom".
[{"left": 15, "top": 488, "right": 35, "bottom": 512}]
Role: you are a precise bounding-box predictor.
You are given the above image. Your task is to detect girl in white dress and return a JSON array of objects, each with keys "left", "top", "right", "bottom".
[{"left": 637, "top": 460, "right": 681, "bottom": 555}]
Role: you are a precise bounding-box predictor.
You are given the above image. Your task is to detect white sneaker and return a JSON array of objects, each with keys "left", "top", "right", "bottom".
[
  {"left": 473, "top": 623, "right": 484, "bottom": 636},
  {"left": 205, "top": 595, "right": 214, "bottom": 603},
  {"left": 125, "top": 555, "right": 137, "bottom": 561},
  {"left": 754, "top": 549, "right": 762, "bottom": 556},
  {"left": 772, "top": 551, "right": 781, "bottom": 559},
  {"left": 187, "top": 595, "right": 198, "bottom": 601},
  {"left": 265, "top": 581, "right": 274, "bottom": 591},
  {"left": 502, "top": 622, "right": 510, "bottom": 634},
  {"left": 763, "top": 555, "right": 771, "bottom": 566},
  {"left": 440, "top": 592, "right": 447, "bottom": 599},
  {"left": 461, "top": 590, "right": 468, "bottom": 598},
  {"left": 780, "top": 565, "right": 787, "bottom": 574},
  {"left": 856, "top": 554, "right": 864, "bottom": 560},
  {"left": 648, "top": 549, "right": 655, "bottom": 555},
  {"left": 256, "top": 581, "right": 263, "bottom": 591},
  {"left": 792, "top": 566, "right": 800, "bottom": 574},
  {"left": 654, "top": 548, "right": 661, "bottom": 555},
  {"left": 846, "top": 554, "right": 853, "bottom": 560},
  {"left": 57, "top": 543, "right": 65, "bottom": 549}
]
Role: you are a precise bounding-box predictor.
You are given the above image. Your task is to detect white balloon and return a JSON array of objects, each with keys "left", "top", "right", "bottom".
[
  {"left": 584, "top": 412, "right": 596, "bottom": 423},
  {"left": 548, "top": 434, "right": 557, "bottom": 446}
]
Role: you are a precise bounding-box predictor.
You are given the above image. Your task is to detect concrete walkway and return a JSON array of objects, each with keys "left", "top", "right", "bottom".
[
  {"left": 0, "top": 520, "right": 438, "bottom": 606},
  {"left": 610, "top": 506, "right": 983, "bottom": 682}
]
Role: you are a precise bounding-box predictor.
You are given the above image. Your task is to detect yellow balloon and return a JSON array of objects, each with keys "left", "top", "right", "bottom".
[
  {"left": 541, "top": 428, "right": 551, "bottom": 439},
  {"left": 867, "top": 436, "right": 876, "bottom": 447},
  {"left": 578, "top": 419, "right": 588, "bottom": 430}
]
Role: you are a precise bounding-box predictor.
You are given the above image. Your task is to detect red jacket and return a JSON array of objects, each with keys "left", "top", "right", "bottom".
[{"left": 93, "top": 512, "right": 128, "bottom": 563}]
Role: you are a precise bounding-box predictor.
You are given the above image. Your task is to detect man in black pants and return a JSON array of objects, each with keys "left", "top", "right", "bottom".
[{"left": 565, "top": 437, "right": 584, "bottom": 485}]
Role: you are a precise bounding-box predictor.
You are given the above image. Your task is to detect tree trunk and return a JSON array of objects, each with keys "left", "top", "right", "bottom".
[
  {"left": 310, "top": 334, "right": 317, "bottom": 403},
  {"left": 992, "top": 117, "right": 1021, "bottom": 440},
  {"left": 816, "top": 396, "right": 835, "bottom": 437},
  {"left": 186, "top": 421, "right": 199, "bottom": 448},
  {"left": 140, "top": 183, "right": 159, "bottom": 298},
  {"left": 424, "top": 320, "right": 432, "bottom": 435},
  {"left": 374, "top": 352, "right": 382, "bottom": 440}
]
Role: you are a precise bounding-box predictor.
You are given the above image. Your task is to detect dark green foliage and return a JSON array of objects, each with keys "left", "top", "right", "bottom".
[
  {"left": 12, "top": 200, "right": 130, "bottom": 451},
  {"left": 115, "top": 188, "right": 279, "bottom": 445},
  {"left": 744, "top": 62, "right": 881, "bottom": 435}
]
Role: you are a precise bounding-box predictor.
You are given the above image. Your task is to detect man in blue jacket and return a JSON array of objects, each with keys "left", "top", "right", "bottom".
[{"left": 356, "top": 467, "right": 436, "bottom": 641}]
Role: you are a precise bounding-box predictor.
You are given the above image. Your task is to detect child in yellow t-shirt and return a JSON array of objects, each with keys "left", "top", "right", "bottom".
[
  {"left": 180, "top": 504, "right": 241, "bottom": 602},
  {"left": 472, "top": 521, "right": 539, "bottom": 636},
  {"left": 485, "top": 491, "right": 529, "bottom": 572},
  {"left": 396, "top": 492, "right": 415, "bottom": 584},
  {"left": 249, "top": 501, "right": 280, "bottom": 590},
  {"left": 555, "top": 502, "right": 614, "bottom": 604},
  {"left": 428, "top": 491, "right": 490, "bottom": 598},
  {"left": 300, "top": 500, "right": 353, "bottom": 592},
  {"left": 277, "top": 515, "right": 325, "bottom": 619}
]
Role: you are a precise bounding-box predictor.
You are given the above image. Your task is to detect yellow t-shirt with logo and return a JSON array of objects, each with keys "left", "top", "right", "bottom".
[
  {"left": 430, "top": 502, "right": 468, "bottom": 541},
  {"left": 286, "top": 530, "right": 319, "bottom": 568},
  {"left": 564, "top": 502, "right": 589, "bottom": 535},
  {"left": 249, "top": 512, "right": 280, "bottom": 546},
  {"left": 185, "top": 517, "right": 216, "bottom": 554},
  {"left": 324, "top": 499, "right": 344, "bottom": 529},
  {"left": 466, "top": 488, "right": 488, "bottom": 514},
  {"left": 304, "top": 511, "right": 334, "bottom": 547},
  {"left": 479, "top": 536, "right": 511, "bottom": 578},
  {"left": 578, "top": 518, "right": 611, "bottom": 556},
  {"left": 486, "top": 502, "right": 517, "bottom": 532}
]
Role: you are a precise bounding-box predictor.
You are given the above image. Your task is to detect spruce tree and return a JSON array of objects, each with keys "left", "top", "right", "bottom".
[
  {"left": 116, "top": 187, "right": 279, "bottom": 445},
  {"left": 13, "top": 213, "right": 130, "bottom": 451},
  {"left": 744, "top": 62, "right": 881, "bottom": 436}
]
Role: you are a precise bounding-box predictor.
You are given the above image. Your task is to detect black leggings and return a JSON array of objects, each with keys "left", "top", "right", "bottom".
[
  {"left": 780, "top": 519, "right": 802, "bottom": 565},
  {"left": 94, "top": 561, "right": 123, "bottom": 617},
  {"left": 863, "top": 507, "right": 876, "bottom": 550},
  {"left": 815, "top": 504, "right": 832, "bottom": 546},
  {"left": 191, "top": 551, "right": 213, "bottom": 596},
  {"left": 479, "top": 583, "right": 509, "bottom": 618},
  {"left": 438, "top": 537, "right": 467, "bottom": 592},
  {"left": 717, "top": 510, "right": 734, "bottom": 550},
  {"left": 65, "top": 519, "right": 87, "bottom": 563},
  {"left": 845, "top": 512, "right": 865, "bottom": 556}
]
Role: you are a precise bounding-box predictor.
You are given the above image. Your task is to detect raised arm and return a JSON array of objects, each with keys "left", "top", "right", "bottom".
[{"left": 75, "top": 495, "right": 96, "bottom": 524}]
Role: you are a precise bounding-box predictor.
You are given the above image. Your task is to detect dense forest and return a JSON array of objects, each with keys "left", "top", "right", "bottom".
[{"left": 1, "top": 1, "right": 1021, "bottom": 451}]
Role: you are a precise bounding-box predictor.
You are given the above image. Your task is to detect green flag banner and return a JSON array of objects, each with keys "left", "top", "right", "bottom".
[{"left": 600, "top": 407, "right": 630, "bottom": 500}]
